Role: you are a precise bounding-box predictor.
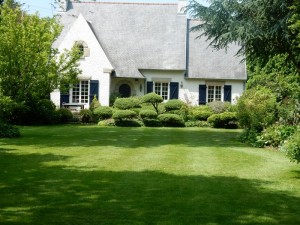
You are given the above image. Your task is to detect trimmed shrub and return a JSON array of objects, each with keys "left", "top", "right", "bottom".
[
  {"left": 115, "top": 119, "right": 143, "bottom": 127},
  {"left": 257, "top": 124, "right": 297, "bottom": 148},
  {"left": 207, "top": 112, "right": 238, "bottom": 129},
  {"left": 94, "top": 106, "right": 113, "bottom": 120},
  {"left": 164, "top": 99, "right": 185, "bottom": 111},
  {"left": 113, "top": 97, "right": 141, "bottom": 110},
  {"left": 56, "top": 108, "right": 73, "bottom": 123},
  {"left": 98, "top": 119, "right": 115, "bottom": 127},
  {"left": 79, "top": 109, "right": 93, "bottom": 123},
  {"left": 112, "top": 110, "right": 137, "bottom": 120},
  {"left": 139, "top": 109, "right": 157, "bottom": 119},
  {"left": 0, "top": 122, "right": 20, "bottom": 138},
  {"left": 191, "top": 106, "right": 214, "bottom": 121},
  {"left": 158, "top": 114, "right": 185, "bottom": 127},
  {"left": 90, "top": 95, "right": 101, "bottom": 111},
  {"left": 282, "top": 130, "right": 300, "bottom": 163},
  {"left": 143, "top": 119, "right": 161, "bottom": 127},
  {"left": 185, "top": 120, "right": 212, "bottom": 128},
  {"left": 142, "top": 92, "right": 163, "bottom": 113},
  {"left": 35, "top": 99, "right": 58, "bottom": 124},
  {"left": 207, "top": 101, "right": 230, "bottom": 114}
]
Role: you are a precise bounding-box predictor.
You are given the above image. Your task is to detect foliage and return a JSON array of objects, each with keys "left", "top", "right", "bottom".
[
  {"left": 282, "top": 129, "right": 300, "bottom": 163},
  {"left": 142, "top": 119, "right": 161, "bottom": 127},
  {"left": 56, "top": 108, "right": 73, "bottom": 123},
  {"left": 186, "top": 0, "right": 300, "bottom": 74},
  {"left": 115, "top": 119, "right": 143, "bottom": 127},
  {"left": 112, "top": 110, "right": 137, "bottom": 121},
  {"left": 207, "top": 101, "right": 230, "bottom": 114},
  {"left": 93, "top": 106, "right": 113, "bottom": 120},
  {"left": 239, "top": 129, "right": 263, "bottom": 147},
  {"left": 257, "top": 124, "right": 297, "bottom": 148},
  {"left": 0, "top": 3, "right": 81, "bottom": 110},
  {"left": 191, "top": 105, "right": 213, "bottom": 121},
  {"left": 90, "top": 95, "right": 101, "bottom": 111},
  {"left": 139, "top": 110, "right": 157, "bottom": 120},
  {"left": 35, "top": 99, "right": 58, "bottom": 124},
  {"left": 142, "top": 92, "right": 163, "bottom": 114},
  {"left": 164, "top": 99, "right": 186, "bottom": 111},
  {"left": 236, "top": 87, "right": 277, "bottom": 132},
  {"left": 207, "top": 112, "right": 238, "bottom": 129},
  {"left": 79, "top": 109, "right": 93, "bottom": 123},
  {"left": 0, "top": 95, "right": 16, "bottom": 122},
  {"left": 157, "top": 114, "right": 185, "bottom": 127},
  {"left": 98, "top": 119, "right": 115, "bottom": 127},
  {"left": 0, "top": 122, "right": 20, "bottom": 138},
  {"left": 185, "top": 120, "right": 212, "bottom": 128},
  {"left": 277, "top": 98, "right": 300, "bottom": 125},
  {"left": 113, "top": 97, "right": 141, "bottom": 110},
  {"left": 109, "top": 92, "right": 121, "bottom": 106}
]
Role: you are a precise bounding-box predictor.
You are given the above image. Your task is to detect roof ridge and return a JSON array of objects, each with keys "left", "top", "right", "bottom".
[{"left": 71, "top": 1, "right": 177, "bottom": 6}]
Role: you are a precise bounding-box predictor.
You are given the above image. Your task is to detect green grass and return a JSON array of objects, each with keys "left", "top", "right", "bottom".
[{"left": 0, "top": 125, "right": 299, "bottom": 225}]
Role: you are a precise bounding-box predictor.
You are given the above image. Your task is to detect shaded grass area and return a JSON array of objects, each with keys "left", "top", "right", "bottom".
[{"left": 0, "top": 126, "right": 300, "bottom": 225}]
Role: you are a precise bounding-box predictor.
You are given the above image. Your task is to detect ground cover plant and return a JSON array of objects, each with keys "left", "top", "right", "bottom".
[{"left": 0, "top": 125, "right": 299, "bottom": 225}]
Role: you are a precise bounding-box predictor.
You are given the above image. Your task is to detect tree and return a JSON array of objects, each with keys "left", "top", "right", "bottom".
[
  {"left": 0, "top": 3, "right": 81, "bottom": 104},
  {"left": 186, "top": 0, "right": 300, "bottom": 74},
  {"left": 142, "top": 93, "right": 163, "bottom": 114}
]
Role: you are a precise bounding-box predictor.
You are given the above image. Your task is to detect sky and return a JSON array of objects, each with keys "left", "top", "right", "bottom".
[{"left": 18, "top": 0, "right": 208, "bottom": 18}]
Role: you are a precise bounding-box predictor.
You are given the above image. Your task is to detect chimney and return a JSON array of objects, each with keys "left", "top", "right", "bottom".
[
  {"left": 178, "top": 0, "right": 186, "bottom": 15},
  {"left": 57, "top": 0, "right": 69, "bottom": 12}
]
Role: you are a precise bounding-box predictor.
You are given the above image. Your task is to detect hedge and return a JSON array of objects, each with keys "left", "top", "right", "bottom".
[{"left": 158, "top": 114, "right": 185, "bottom": 127}]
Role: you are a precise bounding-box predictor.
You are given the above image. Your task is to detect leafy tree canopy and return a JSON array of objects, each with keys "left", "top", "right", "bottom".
[
  {"left": 186, "top": 0, "right": 300, "bottom": 74},
  {"left": 0, "top": 3, "right": 81, "bottom": 103}
]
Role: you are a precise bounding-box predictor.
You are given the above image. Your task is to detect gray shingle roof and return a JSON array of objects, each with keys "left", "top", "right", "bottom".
[{"left": 55, "top": 1, "right": 246, "bottom": 80}]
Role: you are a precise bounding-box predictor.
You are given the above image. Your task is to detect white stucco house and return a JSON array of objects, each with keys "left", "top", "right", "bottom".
[{"left": 51, "top": 0, "right": 247, "bottom": 109}]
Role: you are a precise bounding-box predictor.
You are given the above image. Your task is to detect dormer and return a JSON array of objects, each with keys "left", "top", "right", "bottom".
[{"left": 57, "top": 0, "right": 69, "bottom": 12}]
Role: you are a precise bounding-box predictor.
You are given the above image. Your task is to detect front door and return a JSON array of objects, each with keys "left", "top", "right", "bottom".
[{"left": 119, "top": 84, "right": 131, "bottom": 97}]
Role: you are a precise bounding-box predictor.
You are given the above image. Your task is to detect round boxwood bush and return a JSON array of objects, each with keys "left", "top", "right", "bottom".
[
  {"left": 207, "top": 101, "right": 230, "bottom": 114},
  {"left": 164, "top": 99, "right": 185, "bottom": 111},
  {"left": 207, "top": 112, "right": 238, "bottom": 128},
  {"left": 98, "top": 119, "right": 115, "bottom": 127},
  {"left": 113, "top": 97, "right": 141, "bottom": 110},
  {"left": 79, "top": 109, "right": 93, "bottom": 123},
  {"left": 158, "top": 114, "right": 185, "bottom": 127},
  {"left": 139, "top": 109, "right": 157, "bottom": 119},
  {"left": 94, "top": 106, "right": 113, "bottom": 120},
  {"left": 191, "top": 106, "right": 214, "bottom": 121},
  {"left": 56, "top": 108, "right": 73, "bottom": 123},
  {"left": 142, "top": 92, "right": 163, "bottom": 113},
  {"left": 112, "top": 110, "right": 137, "bottom": 120}
]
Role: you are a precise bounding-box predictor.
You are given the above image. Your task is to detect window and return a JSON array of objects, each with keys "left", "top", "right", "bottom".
[
  {"left": 207, "top": 85, "right": 222, "bottom": 102},
  {"left": 74, "top": 41, "right": 90, "bottom": 58},
  {"left": 72, "top": 80, "right": 89, "bottom": 103},
  {"left": 154, "top": 82, "right": 169, "bottom": 100}
]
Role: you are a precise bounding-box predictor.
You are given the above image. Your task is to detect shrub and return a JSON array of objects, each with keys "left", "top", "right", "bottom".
[
  {"left": 237, "top": 87, "right": 277, "bottom": 132},
  {"left": 207, "top": 101, "right": 230, "bottom": 114},
  {"left": 90, "top": 95, "right": 101, "bottom": 111},
  {"left": 139, "top": 110, "right": 157, "bottom": 119},
  {"left": 113, "top": 97, "right": 141, "bottom": 110},
  {"left": 282, "top": 130, "right": 300, "bottom": 163},
  {"left": 164, "top": 99, "right": 185, "bottom": 111},
  {"left": 56, "top": 108, "right": 73, "bottom": 123},
  {"left": 34, "top": 99, "right": 58, "bottom": 124},
  {"left": 142, "top": 92, "right": 163, "bottom": 113},
  {"left": 98, "top": 119, "right": 115, "bottom": 127},
  {"left": 158, "top": 114, "right": 185, "bottom": 127},
  {"left": 207, "top": 112, "right": 238, "bottom": 129},
  {"left": 185, "top": 121, "right": 212, "bottom": 128},
  {"left": 239, "top": 129, "right": 263, "bottom": 147},
  {"left": 94, "top": 106, "right": 113, "bottom": 120},
  {"left": 0, "top": 96, "right": 16, "bottom": 122},
  {"left": 191, "top": 106, "right": 214, "bottom": 121},
  {"left": 0, "top": 122, "right": 20, "bottom": 138},
  {"left": 143, "top": 119, "right": 161, "bottom": 127},
  {"left": 115, "top": 119, "right": 143, "bottom": 127},
  {"left": 257, "top": 124, "right": 297, "bottom": 148},
  {"left": 79, "top": 109, "right": 93, "bottom": 123},
  {"left": 112, "top": 110, "right": 137, "bottom": 121}
]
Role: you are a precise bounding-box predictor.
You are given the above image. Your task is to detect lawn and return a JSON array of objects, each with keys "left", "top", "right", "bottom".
[{"left": 0, "top": 125, "right": 299, "bottom": 225}]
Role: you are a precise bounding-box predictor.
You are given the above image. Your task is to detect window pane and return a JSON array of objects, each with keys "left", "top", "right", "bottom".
[
  {"left": 215, "top": 86, "right": 222, "bottom": 101},
  {"left": 161, "top": 83, "right": 168, "bottom": 100},
  {"left": 155, "top": 83, "right": 161, "bottom": 95},
  {"left": 208, "top": 86, "right": 214, "bottom": 103}
]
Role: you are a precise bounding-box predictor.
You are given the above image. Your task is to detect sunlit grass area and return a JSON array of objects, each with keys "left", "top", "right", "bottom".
[{"left": 0, "top": 125, "right": 299, "bottom": 225}]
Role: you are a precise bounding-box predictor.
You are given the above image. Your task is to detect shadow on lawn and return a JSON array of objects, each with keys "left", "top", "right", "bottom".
[
  {"left": 1, "top": 126, "right": 247, "bottom": 149},
  {"left": 1, "top": 149, "right": 300, "bottom": 225}
]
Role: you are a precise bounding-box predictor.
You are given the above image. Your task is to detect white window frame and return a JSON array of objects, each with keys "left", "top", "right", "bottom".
[
  {"left": 71, "top": 80, "right": 89, "bottom": 104},
  {"left": 207, "top": 85, "right": 223, "bottom": 103},
  {"left": 154, "top": 82, "right": 169, "bottom": 101}
]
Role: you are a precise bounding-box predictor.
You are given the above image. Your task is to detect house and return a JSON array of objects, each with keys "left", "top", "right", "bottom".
[{"left": 50, "top": 0, "right": 247, "bottom": 109}]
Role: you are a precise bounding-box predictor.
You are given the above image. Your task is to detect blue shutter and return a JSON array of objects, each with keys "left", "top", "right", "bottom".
[
  {"left": 224, "top": 85, "right": 232, "bottom": 103},
  {"left": 199, "top": 85, "right": 207, "bottom": 105},
  {"left": 147, "top": 81, "right": 153, "bottom": 93},
  {"left": 89, "top": 80, "right": 99, "bottom": 103},
  {"left": 60, "top": 85, "right": 69, "bottom": 107},
  {"left": 169, "top": 82, "right": 179, "bottom": 99}
]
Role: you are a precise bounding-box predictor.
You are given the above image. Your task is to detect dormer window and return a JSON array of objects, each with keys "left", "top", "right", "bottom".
[{"left": 74, "top": 41, "right": 90, "bottom": 58}]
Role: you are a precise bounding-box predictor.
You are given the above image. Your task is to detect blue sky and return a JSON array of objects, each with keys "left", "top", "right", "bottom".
[{"left": 18, "top": 0, "right": 207, "bottom": 18}]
